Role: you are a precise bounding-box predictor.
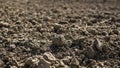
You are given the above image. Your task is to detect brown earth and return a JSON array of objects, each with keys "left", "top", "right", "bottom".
[{"left": 0, "top": 0, "right": 120, "bottom": 68}]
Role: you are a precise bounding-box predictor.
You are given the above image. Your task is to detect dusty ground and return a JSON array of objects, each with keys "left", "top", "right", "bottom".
[{"left": 0, "top": 0, "right": 120, "bottom": 68}]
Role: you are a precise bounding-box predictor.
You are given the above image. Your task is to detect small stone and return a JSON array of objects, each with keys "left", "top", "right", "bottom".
[
  {"left": 59, "top": 65, "right": 69, "bottom": 68},
  {"left": 93, "top": 38, "right": 102, "bottom": 51},
  {"left": 51, "top": 9, "right": 59, "bottom": 13},
  {"left": 58, "top": 21, "right": 68, "bottom": 24},
  {"left": 104, "top": 61, "right": 111, "bottom": 66},
  {"left": 43, "top": 52, "right": 57, "bottom": 62},
  {"left": 55, "top": 53, "right": 63, "bottom": 59},
  {"left": 98, "top": 62, "right": 104, "bottom": 67},
  {"left": 66, "top": 40, "right": 72, "bottom": 46},
  {"left": 0, "top": 21, "right": 10, "bottom": 27},
  {"left": 53, "top": 23, "right": 62, "bottom": 29},
  {"left": 50, "top": 66, "right": 56, "bottom": 68},
  {"left": 113, "top": 29, "right": 119, "bottom": 35},
  {"left": 0, "top": 59, "right": 4, "bottom": 67},
  {"left": 9, "top": 44, "right": 16, "bottom": 49},
  {"left": 43, "top": 16, "right": 52, "bottom": 21},
  {"left": 71, "top": 57, "right": 79, "bottom": 66},
  {"left": 85, "top": 46, "right": 95, "bottom": 59},
  {"left": 62, "top": 56, "right": 72, "bottom": 65},
  {"left": 64, "top": 65, "right": 70, "bottom": 68},
  {"left": 12, "top": 57, "right": 19, "bottom": 67},
  {"left": 38, "top": 58, "right": 51, "bottom": 68},
  {"left": 82, "top": 29, "right": 89, "bottom": 35},
  {"left": 59, "top": 60, "right": 65, "bottom": 66},
  {"left": 69, "top": 19, "right": 77, "bottom": 23},
  {"left": 104, "top": 36, "right": 110, "bottom": 42},
  {"left": 57, "top": 60, "right": 69, "bottom": 68},
  {"left": 116, "top": 23, "right": 120, "bottom": 27},
  {"left": 0, "top": 48, "right": 6, "bottom": 55},
  {"left": 79, "top": 66, "right": 86, "bottom": 68},
  {"left": 34, "top": 55, "right": 43, "bottom": 60},
  {"left": 102, "top": 31, "right": 108, "bottom": 36},
  {"left": 25, "top": 57, "right": 39, "bottom": 65},
  {"left": 89, "top": 59, "right": 97, "bottom": 66},
  {"left": 53, "top": 23, "right": 63, "bottom": 33},
  {"left": 52, "top": 34, "right": 66, "bottom": 47},
  {"left": 70, "top": 65, "right": 79, "bottom": 68},
  {"left": 10, "top": 66, "right": 17, "bottom": 68}
]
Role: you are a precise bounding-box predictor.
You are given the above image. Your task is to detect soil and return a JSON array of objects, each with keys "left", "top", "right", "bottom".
[{"left": 0, "top": 0, "right": 120, "bottom": 68}]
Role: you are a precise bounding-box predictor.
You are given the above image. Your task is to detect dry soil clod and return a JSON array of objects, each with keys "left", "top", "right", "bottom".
[
  {"left": 93, "top": 38, "right": 102, "bottom": 51},
  {"left": 43, "top": 52, "right": 57, "bottom": 62},
  {"left": 70, "top": 57, "right": 79, "bottom": 66},
  {"left": 85, "top": 46, "right": 95, "bottom": 59},
  {"left": 52, "top": 34, "right": 67, "bottom": 47},
  {"left": 38, "top": 58, "right": 51, "bottom": 68},
  {"left": 62, "top": 56, "right": 72, "bottom": 65},
  {"left": 0, "top": 21, "right": 10, "bottom": 28},
  {"left": 0, "top": 59, "right": 4, "bottom": 67},
  {"left": 25, "top": 57, "right": 39, "bottom": 66}
]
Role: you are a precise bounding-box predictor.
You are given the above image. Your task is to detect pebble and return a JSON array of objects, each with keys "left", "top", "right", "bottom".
[
  {"left": 62, "top": 56, "right": 72, "bottom": 65},
  {"left": 98, "top": 62, "right": 104, "bottom": 67},
  {"left": 85, "top": 46, "right": 95, "bottom": 59},
  {"left": 57, "top": 60, "right": 69, "bottom": 68},
  {"left": 25, "top": 57, "right": 39, "bottom": 65},
  {"left": 58, "top": 21, "right": 68, "bottom": 24},
  {"left": 55, "top": 53, "right": 63, "bottom": 59},
  {"left": 113, "top": 29, "right": 119, "bottom": 35},
  {"left": 59, "top": 60, "right": 65, "bottom": 66},
  {"left": 53, "top": 23, "right": 63, "bottom": 33},
  {"left": 0, "top": 48, "right": 6, "bottom": 55},
  {"left": 9, "top": 44, "right": 16, "bottom": 49},
  {"left": 93, "top": 38, "right": 102, "bottom": 51},
  {"left": 53, "top": 23, "right": 62, "bottom": 30},
  {"left": 69, "top": 19, "right": 77, "bottom": 23},
  {"left": 70, "top": 57, "right": 79, "bottom": 66},
  {"left": 66, "top": 40, "right": 73, "bottom": 46},
  {"left": 58, "top": 65, "right": 69, "bottom": 68},
  {"left": 52, "top": 34, "right": 66, "bottom": 47},
  {"left": 102, "top": 31, "right": 108, "bottom": 36},
  {"left": 10, "top": 66, "right": 17, "bottom": 68},
  {"left": 43, "top": 52, "right": 57, "bottom": 62},
  {"left": 43, "top": 16, "right": 52, "bottom": 21},
  {"left": 89, "top": 59, "right": 97, "bottom": 66},
  {"left": 0, "top": 59, "right": 4, "bottom": 67},
  {"left": 38, "top": 58, "right": 51, "bottom": 68},
  {"left": 0, "top": 21, "right": 10, "bottom": 27},
  {"left": 70, "top": 65, "right": 79, "bottom": 68}
]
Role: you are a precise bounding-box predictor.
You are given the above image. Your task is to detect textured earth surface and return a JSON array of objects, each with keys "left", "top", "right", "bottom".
[{"left": 0, "top": 0, "right": 120, "bottom": 68}]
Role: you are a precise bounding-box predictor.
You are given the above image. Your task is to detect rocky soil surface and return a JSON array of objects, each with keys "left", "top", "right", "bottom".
[{"left": 0, "top": 0, "right": 120, "bottom": 68}]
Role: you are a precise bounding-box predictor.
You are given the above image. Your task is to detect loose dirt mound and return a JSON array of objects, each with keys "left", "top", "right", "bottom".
[{"left": 0, "top": 0, "right": 120, "bottom": 68}]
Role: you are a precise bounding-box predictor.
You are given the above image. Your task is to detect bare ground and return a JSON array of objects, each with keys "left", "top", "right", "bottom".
[{"left": 0, "top": 0, "right": 120, "bottom": 68}]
